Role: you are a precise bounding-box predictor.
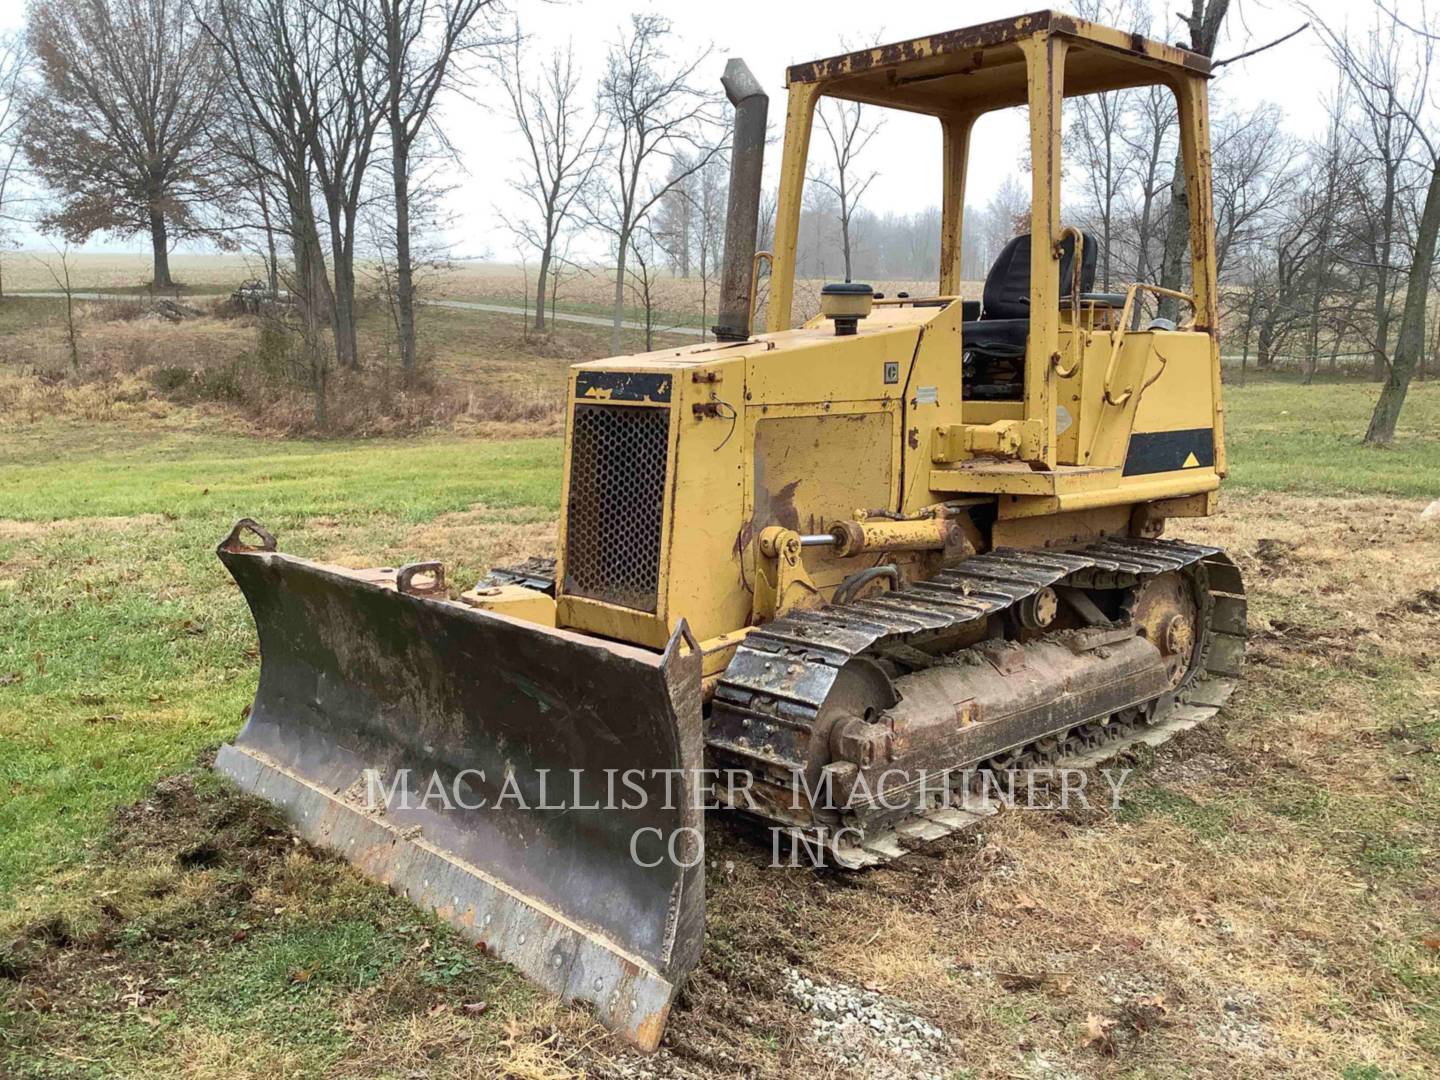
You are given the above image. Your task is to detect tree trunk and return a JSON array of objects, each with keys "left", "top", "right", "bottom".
[
  {"left": 1365, "top": 158, "right": 1440, "bottom": 445},
  {"left": 1157, "top": 146, "right": 1188, "bottom": 321},
  {"left": 1238, "top": 306, "right": 1252, "bottom": 385},
  {"left": 329, "top": 207, "right": 359, "bottom": 370},
  {"left": 535, "top": 245, "right": 552, "bottom": 332},
  {"left": 391, "top": 140, "right": 417, "bottom": 374},
  {"left": 1371, "top": 160, "right": 1400, "bottom": 381},
  {"left": 1256, "top": 312, "right": 1276, "bottom": 370},
  {"left": 149, "top": 204, "right": 173, "bottom": 290},
  {"left": 333, "top": 256, "right": 358, "bottom": 370},
  {"left": 259, "top": 186, "right": 279, "bottom": 295},
  {"left": 1158, "top": 0, "right": 1228, "bottom": 319},
  {"left": 610, "top": 232, "right": 629, "bottom": 354}
]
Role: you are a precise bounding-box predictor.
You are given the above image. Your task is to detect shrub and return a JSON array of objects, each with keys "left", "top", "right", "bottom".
[{"left": 152, "top": 366, "right": 196, "bottom": 394}]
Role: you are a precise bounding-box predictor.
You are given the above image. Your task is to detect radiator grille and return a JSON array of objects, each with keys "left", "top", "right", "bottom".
[{"left": 563, "top": 403, "right": 671, "bottom": 612}]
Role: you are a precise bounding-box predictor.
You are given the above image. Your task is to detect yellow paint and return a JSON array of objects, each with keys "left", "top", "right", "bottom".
[
  {"left": 540, "top": 13, "right": 1227, "bottom": 646},
  {"left": 458, "top": 584, "right": 557, "bottom": 627}
]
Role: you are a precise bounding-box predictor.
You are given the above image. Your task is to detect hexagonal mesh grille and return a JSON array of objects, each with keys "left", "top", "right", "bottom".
[{"left": 563, "top": 403, "right": 671, "bottom": 612}]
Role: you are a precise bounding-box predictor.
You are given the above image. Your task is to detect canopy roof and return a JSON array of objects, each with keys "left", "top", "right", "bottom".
[{"left": 786, "top": 10, "right": 1209, "bottom": 115}]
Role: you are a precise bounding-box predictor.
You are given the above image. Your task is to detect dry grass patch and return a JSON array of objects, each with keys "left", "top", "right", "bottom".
[
  {"left": 622, "top": 491, "right": 1440, "bottom": 1078},
  {"left": 432, "top": 263, "right": 985, "bottom": 327}
]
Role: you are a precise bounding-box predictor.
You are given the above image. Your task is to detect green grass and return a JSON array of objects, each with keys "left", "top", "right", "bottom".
[
  {"left": 2, "top": 364, "right": 1439, "bottom": 1073},
  {"left": 1223, "top": 374, "right": 1440, "bottom": 497},
  {"left": 1114, "top": 784, "right": 1236, "bottom": 840},
  {"left": 0, "top": 426, "right": 562, "bottom": 897}
]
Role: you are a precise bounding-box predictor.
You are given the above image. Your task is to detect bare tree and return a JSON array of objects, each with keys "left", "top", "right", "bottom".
[
  {"left": 1210, "top": 102, "right": 1297, "bottom": 278},
  {"left": 361, "top": 0, "right": 499, "bottom": 373},
  {"left": 693, "top": 154, "right": 726, "bottom": 338},
  {"left": 34, "top": 245, "right": 81, "bottom": 370},
  {"left": 654, "top": 152, "right": 697, "bottom": 277},
  {"left": 1066, "top": 0, "right": 1149, "bottom": 289},
  {"left": 589, "top": 14, "right": 724, "bottom": 354},
  {"left": 984, "top": 174, "right": 1030, "bottom": 260},
  {"left": 809, "top": 97, "right": 883, "bottom": 282},
  {"left": 0, "top": 31, "right": 33, "bottom": 298},
  {"left": 208, "top": 0, "right": 386, "bottom": 372},
  {"left": 1320, "top": 2, "right": 1440, "bottom": 444},
  {"left": 1302, "top": 88, "right": 1354, "bottom": 384},
  {"left": 495, "top": 31, "right": 604, "bottom": 332},
  {"left": 627, "top": 225, "right": 662, "bottom": 349},
  {"left": 1115, "top": 83, "right": 1177, "bottom": 285},
  {"left": 306, "top": 1, "right": 388, "bottom": 371},
  {"left": 23, "top": 0, "right": 226, "bottom": 288},
  {"left": 204, "top": 0, "right": 336, "bottom": 422}
]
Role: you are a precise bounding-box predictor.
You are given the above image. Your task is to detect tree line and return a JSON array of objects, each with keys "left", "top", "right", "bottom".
[{"left": 0, "top": 0, "right": 1435, "bottom": 442}]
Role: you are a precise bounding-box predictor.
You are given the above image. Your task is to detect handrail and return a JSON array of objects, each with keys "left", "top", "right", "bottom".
[
  {"left": 1102, "top": 282, "right": 1197, "bottom": 406},
  {"left": 1053, "top": 226, "right": 1086, "bottom": 378},
  {"left": 748, "top": 250, "right": 773, "bottom": 333}
]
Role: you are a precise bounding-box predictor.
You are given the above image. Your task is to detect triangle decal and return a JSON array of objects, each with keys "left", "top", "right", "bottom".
[{"left": 1182, "top": 452, "right": 1200, "bottom": 468}]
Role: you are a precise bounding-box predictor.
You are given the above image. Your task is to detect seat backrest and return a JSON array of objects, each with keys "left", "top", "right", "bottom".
[{"left": 982, "top": 231, "right": 1098, "bottom": 320}]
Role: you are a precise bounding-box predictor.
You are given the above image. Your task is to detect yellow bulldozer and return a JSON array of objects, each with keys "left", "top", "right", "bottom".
[{"left": 214, "top": 11, "right": 1246, "bottom": 1052}]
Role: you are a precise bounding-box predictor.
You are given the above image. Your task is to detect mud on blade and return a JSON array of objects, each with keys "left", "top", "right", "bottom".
[{"left": 214, "top": 521, "right": 704, "bottom": 1051}]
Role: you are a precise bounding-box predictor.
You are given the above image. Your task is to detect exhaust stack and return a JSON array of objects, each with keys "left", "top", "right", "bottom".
[{"left": 714, "top": 59, "right": 768, "bottom": 342}]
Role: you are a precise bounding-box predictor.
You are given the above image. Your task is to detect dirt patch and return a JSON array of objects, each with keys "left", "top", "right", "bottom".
[
  {"left": 398, "top": 507, "right": 556, "bottom": 573},
  {"left": 0, "top": 767, "right": 574, "bottom": 1077},
  {"left": 0, "top": 513, "right": 167, "bottom": 541}
]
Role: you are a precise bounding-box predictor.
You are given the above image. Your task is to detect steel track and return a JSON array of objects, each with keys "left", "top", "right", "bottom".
[{"left": 708, "top": 538, "right": 1247, "bottom": 867}]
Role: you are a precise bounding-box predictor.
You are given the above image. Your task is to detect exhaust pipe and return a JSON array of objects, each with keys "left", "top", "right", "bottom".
[{"left": 714, "top": 59, "right": 768, "bottom": 342}]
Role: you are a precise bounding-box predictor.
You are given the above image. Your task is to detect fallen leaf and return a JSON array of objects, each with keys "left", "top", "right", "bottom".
[
  {"left": 463, "top": 1001, "right": 488, "bottom": 1015},
  {"left": 288, "top": 968, "right": 313, "bottom": 984},
  {"left": 1422, "top": 938, "right": 1440, "bottom": 951},
  {"left": 1080, "top": 1013, "right": 1117, "bottom": 1055}
]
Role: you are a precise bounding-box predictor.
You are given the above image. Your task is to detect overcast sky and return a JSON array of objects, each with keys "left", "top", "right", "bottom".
[{"left": 0, "top": 0, "right": 1382, "bottom": 258}]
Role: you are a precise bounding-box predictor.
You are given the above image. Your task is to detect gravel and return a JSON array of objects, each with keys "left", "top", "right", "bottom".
[{"left": 784, "top": 967, "right": 951, "bottom": 1079}]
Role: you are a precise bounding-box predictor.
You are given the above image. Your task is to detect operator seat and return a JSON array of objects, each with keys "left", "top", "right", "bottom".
[{"left": 962, "top": 231, "right": 1097, "bottom": 400}]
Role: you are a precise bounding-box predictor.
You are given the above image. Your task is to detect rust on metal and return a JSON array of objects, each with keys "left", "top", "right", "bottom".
[
  {"left": 214, "top": 523, "right": 706, "bottom": 1052},
  {"left": 785, "top": 10, "right": 1210, "bottom": 90}
]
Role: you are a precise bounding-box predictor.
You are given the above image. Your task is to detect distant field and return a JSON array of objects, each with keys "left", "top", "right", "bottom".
[
  {"left": 433, "top": 261, "right": 977, "bottom": 327},
  {"left": 2, "top": 251, "right": 264, "bottom": 294},
  {"left": 0, "top": 249, "right": 977, "bottom": 327}
]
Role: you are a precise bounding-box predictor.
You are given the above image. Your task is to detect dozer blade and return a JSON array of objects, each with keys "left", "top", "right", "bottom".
[{"left": 213, "top": 521, "right": 704, "bottom": 1051}]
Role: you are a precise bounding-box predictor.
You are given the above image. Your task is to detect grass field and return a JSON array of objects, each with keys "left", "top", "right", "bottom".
[{"left": 2, "top": 283, "right": 1439, "bottom": 1076}]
